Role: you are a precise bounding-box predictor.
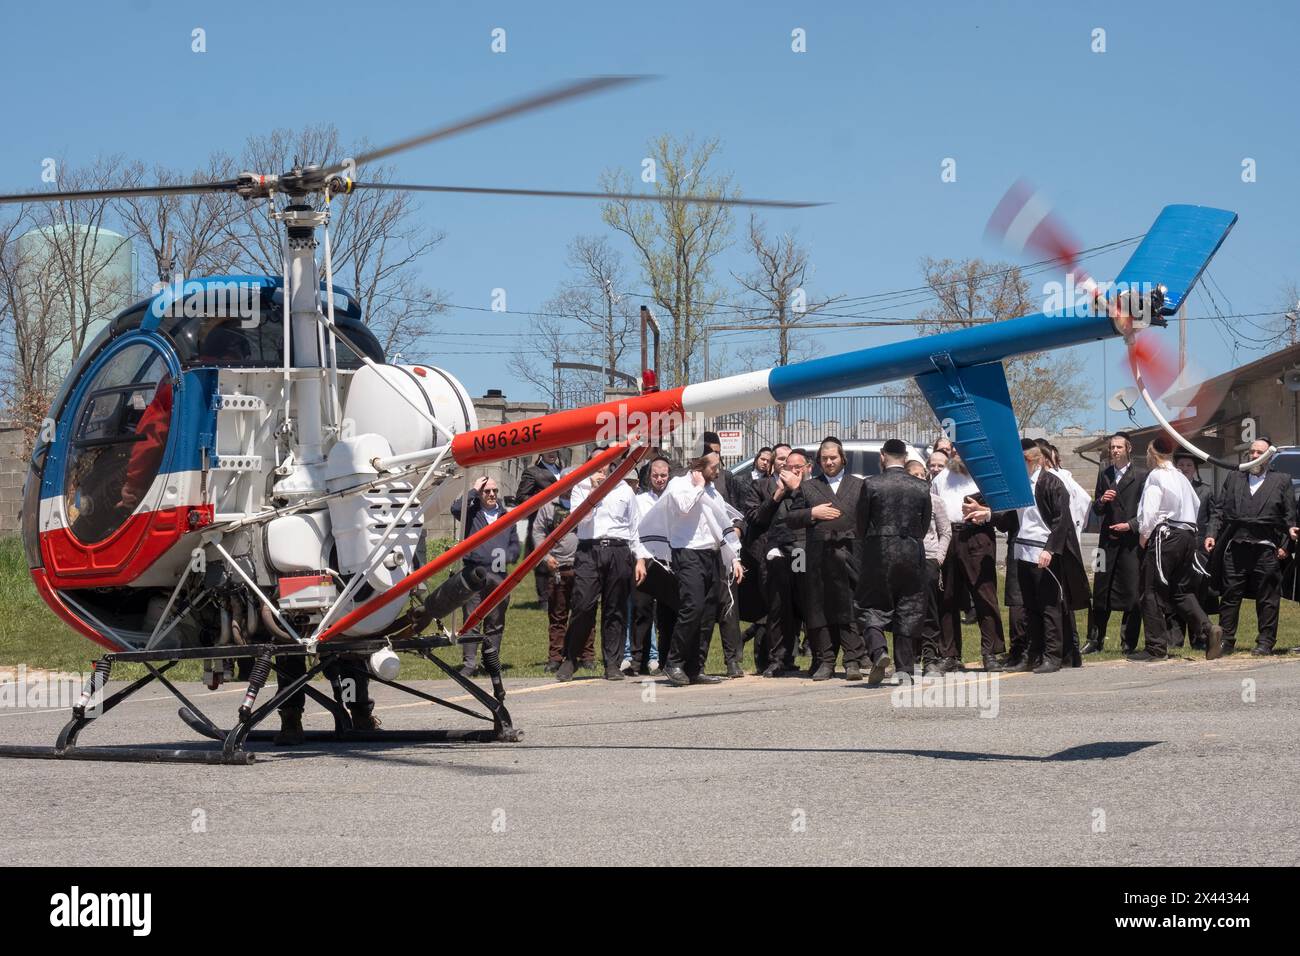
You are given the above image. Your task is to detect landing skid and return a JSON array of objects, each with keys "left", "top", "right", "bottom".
[{"left": 0, "top": 637, "right": 520, "bottom": 766}]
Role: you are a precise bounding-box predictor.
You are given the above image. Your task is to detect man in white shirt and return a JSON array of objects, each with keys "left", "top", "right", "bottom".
[
  {"left": 1130, "top": 435, "right": 1221, "bottom": 661},
  {"left": 556, "top": 448, "right": 642, "bottom": 682},
  {"left": 659, "top": 451, "right": 744, "bottom": 686}
]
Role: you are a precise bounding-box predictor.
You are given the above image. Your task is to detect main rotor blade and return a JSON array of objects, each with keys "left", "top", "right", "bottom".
[
  {"left": 349, "top": 181, "right": 824, "bottom": 209},
  {"left": 325, "top": 75, "right": 650, "bottom": 177},
  {"left": 0, "top": 180, "right": 242, "bottom": 205}
]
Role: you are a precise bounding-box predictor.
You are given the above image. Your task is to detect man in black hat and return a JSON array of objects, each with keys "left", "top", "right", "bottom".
[
  {"left": 1083, "top": 432, "right": 1146, "bottom": 654},
  {"left": 785, "top": 437, "right": 869, "bottom": 680},
  {"left": 1205, "top": 437, "right": 1299, "bottom": 655},
  {"left": 746, "top": 444, "right": 805, "bottom": 675},
  {"left": 854, "top": 438, "right": 931, "bottom": 685}
]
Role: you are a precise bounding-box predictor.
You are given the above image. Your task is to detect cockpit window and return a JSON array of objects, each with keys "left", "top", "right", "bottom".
[{"left": 63, "top": 343, "right": 170, "bottom": 544}]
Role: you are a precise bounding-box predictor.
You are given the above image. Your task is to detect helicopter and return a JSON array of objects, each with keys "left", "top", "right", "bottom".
[{"left": 0, "top": 75, "right": 1255, "bottom": 764}]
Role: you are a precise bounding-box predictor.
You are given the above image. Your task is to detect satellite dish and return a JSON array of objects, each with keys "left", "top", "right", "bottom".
[
  {"left": 1108, "top": 387, "right": 1140, "bottom": 412},
  {"left": 1284, "top": 369, "right": 1300, "bottom": 392}
]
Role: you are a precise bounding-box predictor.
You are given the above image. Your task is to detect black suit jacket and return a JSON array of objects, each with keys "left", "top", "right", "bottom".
[{"left": 784, "top": 473, "right": 864, "bottom": 628}]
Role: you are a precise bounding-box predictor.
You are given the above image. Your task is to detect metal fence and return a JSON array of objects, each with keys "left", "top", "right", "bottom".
[{"left": 709, "top": 394, "right": 939, "bottom": 466}]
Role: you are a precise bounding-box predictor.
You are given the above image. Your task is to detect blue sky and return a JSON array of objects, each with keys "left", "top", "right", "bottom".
[{"left": 2, "top": 0, "right": 1295, "bottom": 431}]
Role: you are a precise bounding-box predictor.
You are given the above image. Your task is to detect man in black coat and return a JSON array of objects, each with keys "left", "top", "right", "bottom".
[
  {"left": 854, "top": 439, "right": 931, "bottom": 685},
  {"left": 991, "top": 440, "right": 1091, "bottom": 672},
  {"left": 1083, "top": 432, "right": 1146, "bottom": 654},
  {"left": 1205, "top": 437, "right": 1299, "bottom": 655},
  {"left": 785, "top": 437, "right": 868, "bottom": 681},
  {"left": 746, "top": 445, "right": 805, "bottom": 676}
]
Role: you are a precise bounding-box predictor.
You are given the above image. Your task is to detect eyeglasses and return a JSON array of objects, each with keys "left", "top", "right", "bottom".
[{"left": 483, "top": 488, "right": 499, "bottom": 495}]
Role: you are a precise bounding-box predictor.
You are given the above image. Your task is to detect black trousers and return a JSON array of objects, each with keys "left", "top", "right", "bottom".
[
  {"left": 562, "top": 542, "right": 633, "bottom": 668},
  {"left": 1088, "top": 606, "right": 1142, "bottom": 651},
  {"left": 463, "top": 566, "right": 509, "bottom": 669},
  {"left": 940, "top": 532, "right": 1006, "bottom": 659},
  {"left": 1017, "top": 559, "right": 1065, "bottom": 668},
  {"left": 764, "top": 552, "right": 801, "bottom": 670},
  {"left": 632, "top": 588, "right": 675, "bottom": 669},
  {"left": 917, "top": 558, "right": 943, "bottom": 665},
  {"left": 669, "top": 548, "right": 720, "bottom": 678},
  {"left": 1139, "top": 528, "right": 1210, "bottom": 656},
  {"left": 276, "top": 655, "right": 370, "bottom": 713},
  {"left": 1008, "top": 605, "right": 1028, "bottom": 660},
  {"left": 1219, "top": 540, "right": 1283, "bottom": 649},
  {"left": 704, "top": 575, "right": 745, "bottom": 669}
]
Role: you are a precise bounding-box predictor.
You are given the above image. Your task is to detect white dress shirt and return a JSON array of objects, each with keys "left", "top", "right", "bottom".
[
  {"left": 1137, "top": 462, "right": 1201, "bottom": 538},
  {"left": 1248, "top": 472, "right": 1265, "bottom": 495},
  {"left": 826, "top": 471, "right": 844, "bottom": 495},
  {"left": 933, "top": 468, "right": 979, "bottom": 524},
  {"left": 1013, "top": 468, "right": 1051, "bottom": 563},
  {"left": 665, "top": 474, "right": 726, "bottom": 550},
  {"left": 570, "top": 476, "right": 641, "bottom": 544}
]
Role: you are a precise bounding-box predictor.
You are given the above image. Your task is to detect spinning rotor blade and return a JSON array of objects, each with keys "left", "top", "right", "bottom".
[
  {"left": 0, "top": 180, "right": 242, "bottom": 205},
  {"left": 322, "top": 75, "right": 649, "bottom": 178},
  {"left": 348, "top": 181, "right": 822, "bottom": 209}
]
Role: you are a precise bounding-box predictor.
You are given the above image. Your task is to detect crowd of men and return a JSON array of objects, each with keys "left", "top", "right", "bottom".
[{"left": 447, "top": 430, "right": 1300, "bottom": 685}]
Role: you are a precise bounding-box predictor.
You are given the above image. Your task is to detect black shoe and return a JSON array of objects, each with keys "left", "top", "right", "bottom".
[
  {"left": 962, "top": 610, "right": 977, "bottom": 626},
  {"left": 810, "top": 663, "right": 835, "bottom": 681},
  {"left": 275, "top": 708, "right": 304, "bottom": 746},
  {"left": 1251, "top": 645, "right": 1273, "bottom": 657},
  {"left": 1221, "top": 640, "right": 1236, "bottom": 655},
  {"left": 555, "top": 659, "right": 576, "bottom": 682},
  {"left": 690, "top": 673, "right": 723, "bottom": 685},
  {"left": 895, "top": 671, "right": 914, "bottom": 685},
  {"left": 1205, "top": 624, "right": 1224, "bottom": 660},
  {"left": 761, "top": 664, "right": 783, "bottom": 678},
  {"left": 1068, "top": 646, "right": 1083, "bottom": 668},
  {"left": 579, "top": 659, "right": 598, "bottom": 670},
  {"left": 605, "top": 665, "right": 625, "bottom": 681},
  {"left": 348, "top": 701, "right": 382, "bottom": 732},
  {"left": 1081, "top": 640, "right": 1103, "bottom": 655},
  {"left": 726, "top": 661, "right": 744, "bottom": 679},
  {"left": 626, "top": 664, "right": 641, "bottom": 677},
  {"left": 1126, "top": 650, "right": 1167, "bottom": 662},
  {"left": 662, "top": 665, "right": 690, "bottom": 687},
  {"left": 867, "top": 655, "right": 891, "bottom": 686},
  {"left": 844, "top": 660, "right": 863, "bottom": 681},
  {"left": 543, "top": 660, "right": 561, "bottom": 674},
  {"left": 1032, "top": 661, "right": 1062, "bottom": 674},
  {"left": 1002, "top": 654, "right": 1026, "bottom": 671},
  {"left": 1120, "top": 642, "right": 1138, "bottom": 656},
  {"left": 1013, "top": 656, "right": 1037, "bottom": 672},
  {"left": 938, "top": 656, "right": 963, "bottom": 674},
  {"left": 922, "top": 660, "right": 942, "bottom": 677},
  {"left": 982, "top": 655, "right": 1004, "bottom": 672}
]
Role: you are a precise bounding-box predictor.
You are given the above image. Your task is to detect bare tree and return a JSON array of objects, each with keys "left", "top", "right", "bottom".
[
  {"left": 222, "top": 124, "right": 447, "bottom": 359},
  {"left": 0, "top": 203, "right": 64, "bottom": 444},
  {"left": 601, "top": 135, "right": 734, "bottom": 387},
  {"left": 732, "top": 215, "right": 843, "bottom": 424},
  {"left": 509, "top": 235, "right": 637, "bottom": 406},
  {"left": 116, "top": 154, "right": 245, "bottom": 285},
  {"left": 886, "top": 257, "right": 1092, "bottom": 432}
]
